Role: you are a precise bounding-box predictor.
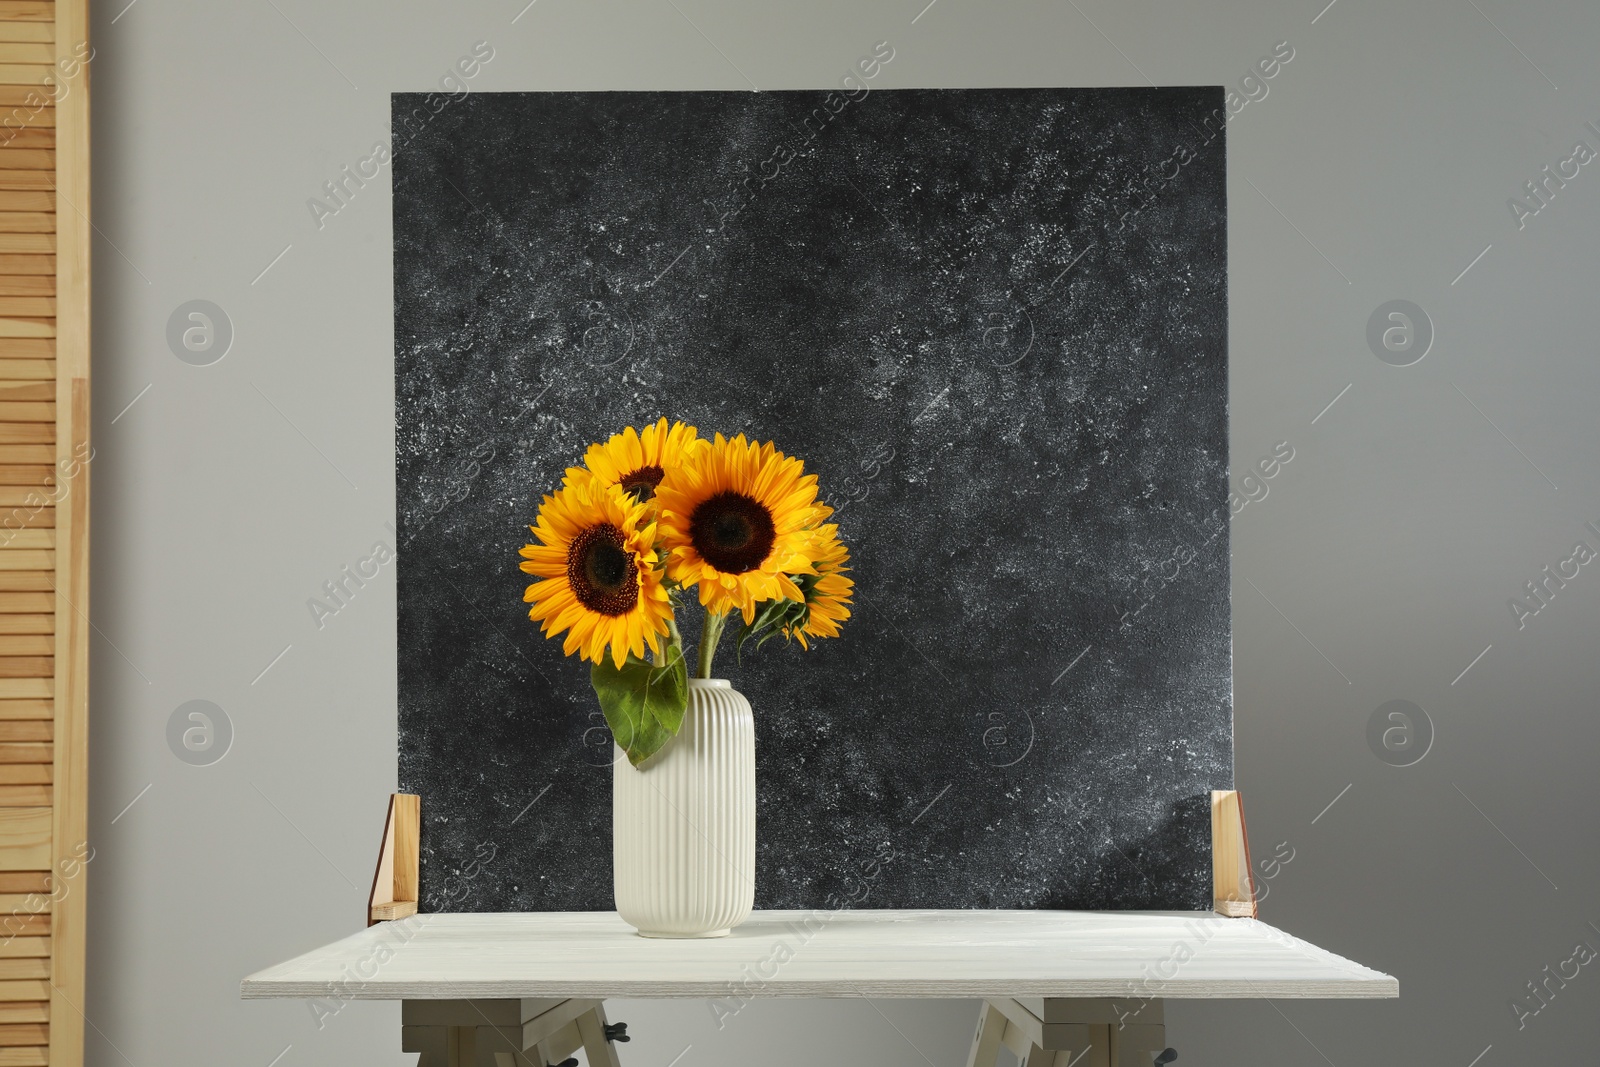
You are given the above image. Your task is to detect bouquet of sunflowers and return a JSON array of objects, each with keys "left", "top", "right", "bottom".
[{"left": 519, "top": 419, "right": 852, "bottom": 766}]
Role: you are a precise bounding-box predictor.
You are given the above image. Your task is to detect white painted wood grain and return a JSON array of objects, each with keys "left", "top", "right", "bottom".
[{"left": 239, "top": 910, "right": 1397, "bottom": 1000}]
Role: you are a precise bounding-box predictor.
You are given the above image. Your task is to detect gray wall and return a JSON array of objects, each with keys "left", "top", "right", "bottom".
[{"left": 89, "top": 1, "right": 1598, "bottom": 1065}]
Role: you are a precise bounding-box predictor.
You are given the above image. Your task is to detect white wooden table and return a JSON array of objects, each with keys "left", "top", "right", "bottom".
[{"left": 242, "top": 910, "right": 1396, "bottom": 1066}]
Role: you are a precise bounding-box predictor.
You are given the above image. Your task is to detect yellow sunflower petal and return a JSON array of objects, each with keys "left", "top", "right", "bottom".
[{"left": 518, "top": 476, "right": 672, "bottom": 667}]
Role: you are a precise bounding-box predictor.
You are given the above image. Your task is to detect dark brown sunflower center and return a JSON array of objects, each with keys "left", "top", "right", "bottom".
[
  {"left": 618, "top": 464, "right": 666, "bottom": 501},
  {"left": 567, "top": 523, "right": 638, "bottom": 616},
  {"left": 689, "top": 491, "right": 776, "bottom": 574}
]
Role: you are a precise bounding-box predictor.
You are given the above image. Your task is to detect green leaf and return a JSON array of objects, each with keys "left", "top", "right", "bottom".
[
  {"left": 590, "top": 644, "right": 689, "bottom": 768},
  {"left": 734, "top": 596, "right": 807, "bottom": 662}
]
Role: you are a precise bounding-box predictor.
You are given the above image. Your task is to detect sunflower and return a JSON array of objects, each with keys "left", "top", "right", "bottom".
[
  {"left": 655, "top": 433, "right": 821, "bottom": 621},
  {"left": 567, "top": 418, "right": 703, "bottom": 504},
  {"left": 784, "top": 523, "right": 853, "bottom": 649},
  {"left": 519, "top": 478, "right": 672, "bottom": 669}
]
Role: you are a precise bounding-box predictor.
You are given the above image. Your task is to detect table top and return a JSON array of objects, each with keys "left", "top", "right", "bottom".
[{"left": 240, "top": 910, "right": 1396, "bottom": 1000}]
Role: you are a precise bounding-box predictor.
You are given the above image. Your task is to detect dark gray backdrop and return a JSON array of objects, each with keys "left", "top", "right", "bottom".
[{"left": 393, "top": 87, "right": 1231, "bottom": 910}]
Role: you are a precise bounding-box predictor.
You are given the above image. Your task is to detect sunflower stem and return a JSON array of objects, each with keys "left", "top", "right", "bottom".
[
  {"left": 660, "top": 614, "right": 684, "bottom": 669},
  {"left": 698, "top": 609, "right": 728, "bottom": 679}
]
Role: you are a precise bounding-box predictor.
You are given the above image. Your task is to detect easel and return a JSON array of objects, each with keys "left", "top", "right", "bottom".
[
  {"left": 368, "top": 795, "right": 629, "bottom": 1067},
  {"left": 368, "top": 789, "right": 1257, "bottom": 1067},
  {"left": 399, "top": 998, "right": 626, "bottom": 1067},
  {"left": 962, "top": 790, "right": 1256, "bottom": 1067}
]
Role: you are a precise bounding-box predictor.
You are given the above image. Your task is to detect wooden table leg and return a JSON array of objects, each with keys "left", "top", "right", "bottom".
[
  {"left": 966, "top": 1001, "right": 1005, "bottom": 1067},
  {"left": 576, "top": 1003, "right": 624, "bottom": 1067},
  {"left": 449, "top": 1024, "right": 476, "bottom": 1067}
]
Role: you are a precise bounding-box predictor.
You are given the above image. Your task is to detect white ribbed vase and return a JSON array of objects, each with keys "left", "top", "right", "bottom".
[{"left": 612, "top": 678, "right": 755, "bottom": 938}]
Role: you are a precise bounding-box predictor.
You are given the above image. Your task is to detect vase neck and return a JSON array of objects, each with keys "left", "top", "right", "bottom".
[{"left": 688, "top": 678, "right": 731, "bottom": 689}]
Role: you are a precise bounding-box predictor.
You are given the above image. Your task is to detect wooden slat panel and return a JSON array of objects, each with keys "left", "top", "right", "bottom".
[
  {"left": 0, "top": 917, "right": 44, "bottom": 940},
  {"left": 0, "top": 132, "right": 44, "bottom": 153},
  {"left": 0, "top": 1045, "right": 44, "bottom": 1065},
  {"left": 0, "top": 127, "right": 49, "bottom": 148},
  {"left": 0, "top": 683, "right": 46, "bottom": 700},
  {"left": 0, "top": 323, "right": 47, "bottom": 340},
  {"left": 0, "top": 533, "right": 46, "bottom": 553},
  {"left": 0, "top": 659, "right": 48, "bottom": 679},
  {"left": 0, "top": 555, "right": 46, "bottom": 571},
  {"left": 0, "top": 280, "right": 46, "bottom": 297},
  {"left": 0, "top": 1007, "right": 44, "bottom": 1026},
  {"left": 0, "top": 365, "right": 48, "bottom": 382},
  {"left": 0, "top": 894, "right": 42, "bottom": 912},
  {"left": 0, "top": 307, "right": 48, "bottom": 327},
  {"left": 0, "top": 620, "right": 45, "bottom": 639},
  {"left": 0, "top": 788, "right": 45, "bottom": 807},
  {"left": 0, "top": 962, "right": 43, "bottom": 981},
  {"left": 0, "top": 1024, "right": 47, "bottom": 1048},
  {"left": 0, "top": 536, "right": 40, "bottom": 558},
  {"left": 0, "top": 24, "right": 49, "bottom": 42},
  {"left": 0, "top": 938, "right": 45, "bottom": 959},
  {"left": 0, "top": 874, "right": 43, "bottom": 894},
  {"left": 0, "top": 426, "right": 48, "bottom": 444},
  {"left": 0, "top": 493, "right": 42, "bottom": 507},
  {"left": 0, "top": 329, "right": 49, "bottom": 350},
  {"left": 0, "top": 577, "right": 47, "bottom": 598},
  {"left": 0, "top": 566, "right": 48, "bottom": 591},
  {"left": 0, "top": 456, "right": 48, "bottom": 475},
  {"left": 0, "top": 600, "right": 48, "bottom": 618},
  {"left": 0, "top": 176, "right": 49, "bottom": 193},
  {"left": 0, "top": 240, "right": 47, "bottom": 256},
  {"left": 0, "top": 5, "right": 54, "bottom": 23},
  {"left": 0, "top": 808, "right": 47, "bottom": 868},
  {"left": 0, "top": 387, "right": 51, "bottom": 404},
  {"left": 0, "top": 100, "right": 49, "bottom": 119},
  {"left": 0, "top": 342, "right": 49, "bottom": 359},
  {"left": 0, "top": 697, "right": 47, "bottom": 715},
  {"left": 0, "top": 101, "right": 50, "bottom": 119},
  {"left": 0, "top": 220, "right": 44, "bottom": 236},
  {"left": 0, "top": 46, "right": 50, "bottom": 65},
  {"left": 0, "top": 768, "right": 46, "bottom": 785},
  {"left": 0, "top": 199, "right": 45, "bottom": 216},
  {"left": 0, "top": 406, "right": 46, "bottom": 424},
  {"left": 0, "top": 256, "right": 47, "bottom": 273},
  {"left": 0, "top": 321, "right": 48, "bottom": 343},
  {"left": 0, "top": 513, "right": 45, "bottom": 530},
  {"left": 0, "top": 132, "right": 47, "bottom": 151},
  {"left": 0, "top": 982, "right": 46, "bottom": 1003},
  {"left": 0, "top": 109, "right": 50, "bottom": 129},
  {"left": 0, "top": 465, "right": 48, "bottom": 484},
  {"left": 0, "top": 577, "right": 49, "bottom": 593},
  {"left": 0, "top": 716, "right": 45, "bottom": 735},
  {"left": 0, "top": 73, "right": 49, "bottom": 92},
  {"left": 0, "top": 646, "right": 42, "bottom": 671},
  {"left": 0, "top": 745, "right": 47, "bottom": 761}
]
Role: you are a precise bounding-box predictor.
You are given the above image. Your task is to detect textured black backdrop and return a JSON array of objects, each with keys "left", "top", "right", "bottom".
[{"left": 394, "top": 87, "right": 1232, "bottom": 912}]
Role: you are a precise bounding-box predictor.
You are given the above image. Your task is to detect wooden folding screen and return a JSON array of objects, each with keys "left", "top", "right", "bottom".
[{"left": 0, "top": 0, "right": 90, "bottom": 1064}]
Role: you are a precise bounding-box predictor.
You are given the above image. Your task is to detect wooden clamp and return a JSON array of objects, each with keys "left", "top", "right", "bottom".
[
  {"left": 368, "top": 793, "right": 420, "bottom": 925},
  {"left": 1210, "top": 789, "right": 1257, "bottom": 918}
]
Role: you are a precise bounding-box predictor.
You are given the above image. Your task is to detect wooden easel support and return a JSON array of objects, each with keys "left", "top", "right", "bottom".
[
  {"left": 1211, "top": 789, "right": 1257, "bottom": 918},
  {"left": 364, "top": 795, "right": 629, "bottom": 1065},
  {"left": 368, "top": 793, "right": 420, "bottom": 925},
  {"left": 401, "top": 998, "right": 626, "bottom": 1067},
  {"left": 967, "top": 998, "right": 1173, "bottom": 1067},
  {"left": 963, "top": 789, "right": 1254, "bottom": 1064}
]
